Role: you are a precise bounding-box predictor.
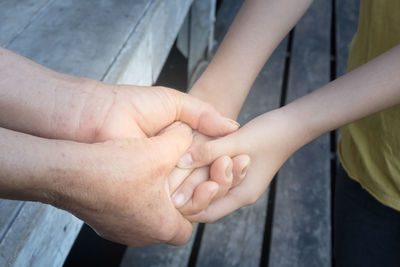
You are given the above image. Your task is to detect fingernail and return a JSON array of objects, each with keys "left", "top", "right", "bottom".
[
  {"left": 225, "top": 118, "right": 240, "bottom": 128},
  {"left": 178, "top": 152, "right": 193, "bottom": 168},
  {"left": 240, "top": 164, "right": 249, "bottom": 179},
  {"left": 172, "top": 192, "right": 185, "bottom": 208},
  {"left": 225, "top": 162, "right": 233, "bottom": 180},
  {"left": 210, "top": 184, "right": 219, "bottom": 200}
]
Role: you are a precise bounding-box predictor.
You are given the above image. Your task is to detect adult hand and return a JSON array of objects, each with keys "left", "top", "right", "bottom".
[
  {"left": 52, "top": 81, "right": 240, "bottom": 142},
  {"left": 50, "top": 122, "right": 202, "bottom": 246}
]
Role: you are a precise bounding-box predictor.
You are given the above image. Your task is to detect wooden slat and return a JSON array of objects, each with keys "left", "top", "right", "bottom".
[
  {"left": 6, "top": 0, "right": 151, "bottom": 79},
  {"left": 0, "top": 0, "right": 194, "bottom": 266},
  {"left": 148, "top": 0, "right": 193, "bottom": 82},
  {"left": 335, "top": 0, "right": 360, "bottom": 78},
  {"left": 194, "top": 41, "right": 288, "bottom": 267},
  {"left": 0, "top": 0, "right": 54, "bottom": 47},
  {"left": 268, "top": 1, "right": 332, "bottom": 267},
  {"left": 103, "top": 0, "right": 194, "bottom": 86},
  {"left": 0, "top": 200, "right": 23, "bottom": 241},
  {"left": 187, "top": 0, "right": 216, "bottom": 78},
  {"left": 0, "top": 203, "right": 81, "bottom": 267}
]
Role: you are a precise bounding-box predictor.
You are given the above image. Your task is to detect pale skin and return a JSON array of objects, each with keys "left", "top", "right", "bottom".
[
  {"left": 175, "top": 0, "right": 400, "bottom": 222},
  {"left": 171, "top": 0, "right": 314, "bottom": 210},
  {"left": 0, "top": 46, "right": 248, "bottom": 245}
]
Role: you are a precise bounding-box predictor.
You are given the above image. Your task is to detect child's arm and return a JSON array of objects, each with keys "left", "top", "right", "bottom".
[
  {"left": 169, "top": 0, "right": 314, "bottom": 212},
  {"left": 178, "top": 44, "right": 400, "bottom": 222},
  {"left": 190, "top": 0, "right": 313, "bottom": 118}
]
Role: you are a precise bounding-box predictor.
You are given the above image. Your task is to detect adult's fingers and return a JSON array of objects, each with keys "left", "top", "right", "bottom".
[{"left": 167, "top": 88, "right": 240, "bottom": 137}]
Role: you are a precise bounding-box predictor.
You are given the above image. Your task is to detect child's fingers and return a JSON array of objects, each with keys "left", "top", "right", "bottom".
[
  {"left": 232, "top": 154, "right": 251, "bottom": 187},
  {"left": 178, "top": 181, "right": 219, "bottom": 216},
  {"left": 178, "top": 132, "right": 241, "bottom": 169},
  {"left": 171, "top": 167, "right": 209, "bottom": 208},
  {"left": 209, "top": 156, "right": 233, "bottom": 200}
]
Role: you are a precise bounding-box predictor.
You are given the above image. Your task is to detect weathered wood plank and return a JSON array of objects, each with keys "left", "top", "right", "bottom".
[
  {"left": 335, "top": 0, "right": 360, "bottom": 78},
  {"left": 193, "top": 26, "right": 288, "bottom": 267},
  {"left": 149, "top": 0, "right": 194, "bottom": 82},
  {"left": 268, "top": 1, "right": 332, "bottom": 267},
  {"left": 0, "top": 202, "right": 81, "bottom": 267},
  {"left": 176, "top": 14, "right": 190, "bottom": 59},
  {"left": 187, "top": 0, "right": 216, "bottom": 78},
  {"left": 0, "top": 0, "right": 54, "bottom": 47},
  {"left": 7, "top": 0, "right": 151, "bottom": 79},
  {"left": 103, "top": 0, "right": 194, "bottom": 86},
  {"left": 0, "top": 0, "right": 195, "bottom": 266},
  {"left": 0, "top": 200, "right": 23, "bottom": 241}
]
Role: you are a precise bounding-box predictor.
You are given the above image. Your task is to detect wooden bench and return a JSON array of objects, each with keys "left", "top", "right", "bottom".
[{"left": 0, "top": 0, "right": 360, "bottom": 266}]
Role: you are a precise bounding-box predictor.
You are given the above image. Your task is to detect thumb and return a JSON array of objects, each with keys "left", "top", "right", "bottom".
[
  {"left": 177, "top": 131, "right": 242, "bottom": 169},
  {"left": 149, "top": 122, "right": 193, "bottom": 171},
  {"left": 167, "top": 88, "right": 240, "bottom": 137}
]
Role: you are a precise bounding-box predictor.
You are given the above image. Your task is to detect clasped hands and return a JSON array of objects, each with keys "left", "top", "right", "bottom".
[{"left": 39, "top": 78, "right": 294, "bottom": 247}]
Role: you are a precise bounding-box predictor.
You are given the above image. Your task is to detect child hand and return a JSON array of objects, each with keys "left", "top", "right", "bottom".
[
  {"left": 168, "top": 132, "right": 250, "bottom": 216},
  {"left": 176, "top": 109, "right": 301, "bottom": 222}
]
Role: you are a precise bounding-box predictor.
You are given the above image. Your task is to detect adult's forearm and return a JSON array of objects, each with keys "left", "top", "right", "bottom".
[
  {"left": 190, "top": 0, "right": 313, "bottom": 118},
  {"left": 0, "top": 127, "right": 63, "bottom": 202},
  {"left": 281, "top": 44, "right": 400, "bottom": 149},
  {"left": 0, "top": 47, "right": 112, "bottom": 141}
]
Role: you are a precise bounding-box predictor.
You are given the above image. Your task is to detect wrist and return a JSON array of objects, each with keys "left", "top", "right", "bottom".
[
  {"left": 189, "top": 80, "right": 241, "bottom": 119},
  {"left": 42, "top": 139, "right": 97, "bottom": 210},
  {"left": 50, "top": 78, "right": 115, "bottom": 143},
  {"left": 278, "top": 101, "right": 319, "bottom": 150},
  {"left": 0, "top": 131, "right": 85, "bottom": 205}
]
